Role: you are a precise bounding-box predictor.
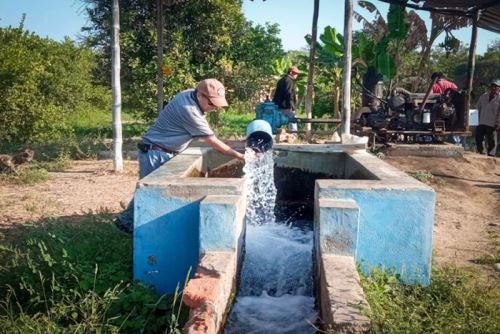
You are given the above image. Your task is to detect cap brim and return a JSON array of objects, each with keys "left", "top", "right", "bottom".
[{"left": 210, "top": 97, "right": 228, "bottom": 107}]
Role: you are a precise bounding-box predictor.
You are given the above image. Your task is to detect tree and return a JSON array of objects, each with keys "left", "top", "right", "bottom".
[
  {"left": 482, "top": 39, "right": 500, "bottom": 61},
  {"left": 111, "top": 0, "right": 123, "bottom": 172},
  {"left": 80, "top": 0, "right": 283, "bottom": 120},
  {"left": 411, "top": 12, "right": 469, "bottom": 91},
  {"left": 305, "top": 0, "right": 320, "bottom": 136},
  {"left": 342, "top": 0, "right": 353, "bottom": 135}
]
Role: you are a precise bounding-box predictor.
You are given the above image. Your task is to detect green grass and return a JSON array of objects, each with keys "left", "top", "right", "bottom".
[
  {"left": 359, "top": 266, "right": 500, "bottom": 333},
  {"left": 0, "top": 213, "right": 187, "bottom": 333},
  {"left": 212, "top": 110, "right": 255, "bottom": 139},
  {"left": 17, "top": 167, "right": 51, "bottom": 185},
  {"left": 471, "top": 230, "right": 500, "bottom": 266},
  {"left": 408, "top": 169, "right": 434, "bottom": 183},
  {"left": 69, "top": 108, "right": 149, "bottom": 139},
  {"left": 0, "top": 150, "right": 72, "bottom": 185}
]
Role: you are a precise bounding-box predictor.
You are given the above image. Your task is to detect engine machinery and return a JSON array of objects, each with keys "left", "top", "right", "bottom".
[{"left": 354, "top": 74, "right": 467, "bottom": 143}]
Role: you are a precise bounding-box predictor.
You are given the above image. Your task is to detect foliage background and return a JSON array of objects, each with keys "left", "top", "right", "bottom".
[{"left": 0, "top": 19, "right": 110, "bottom": 144}]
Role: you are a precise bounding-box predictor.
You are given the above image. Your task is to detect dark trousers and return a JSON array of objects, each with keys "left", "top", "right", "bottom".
[{"left": 475, "top": 124, "right": 495, "bottom": 155}]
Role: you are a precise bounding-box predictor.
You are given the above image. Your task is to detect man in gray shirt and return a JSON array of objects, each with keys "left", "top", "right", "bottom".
[
  {"left": 475, "top": 80, "right": 500, "bottom": 156},
  {"left": 116, "top": 79, "right": 244, "bottom": 232}
]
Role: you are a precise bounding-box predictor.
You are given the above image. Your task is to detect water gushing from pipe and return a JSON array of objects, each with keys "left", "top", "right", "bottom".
[{"left": 225, "top": 148, "right": 316, "bottom": 333}]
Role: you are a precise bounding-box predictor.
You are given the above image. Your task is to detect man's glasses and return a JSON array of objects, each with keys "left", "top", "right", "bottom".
[{"left": 203, "top": 94, "right": 215, "bottom": 107}]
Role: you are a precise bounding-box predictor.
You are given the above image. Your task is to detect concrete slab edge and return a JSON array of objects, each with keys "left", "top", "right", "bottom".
[{"left": 318, "top": 255, "right": 371, "bottom": 333}]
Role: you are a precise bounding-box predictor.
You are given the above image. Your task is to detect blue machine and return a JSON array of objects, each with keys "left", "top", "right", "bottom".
[{"left": 255, "top": 101, "right": 290, "bottom": 134}]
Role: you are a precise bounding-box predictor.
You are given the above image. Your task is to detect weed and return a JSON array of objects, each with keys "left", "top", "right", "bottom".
[
  {"left": 37, "top": 149, "right": 72, "bottom": 172},
  {"left": 360, "top": 266, "right": 500, "bottom": 333},
  {"left": 17, "top": 167, "right": 51, "bottom": 185},
  {"left": 408, "top": 169, "right": 434, "bottom": 183},
  {"left": 471, "top": 230, "right": 500, "bottom": 266},
  {"left": 0, "top": 215, "right": 188, "bottom": 333}
]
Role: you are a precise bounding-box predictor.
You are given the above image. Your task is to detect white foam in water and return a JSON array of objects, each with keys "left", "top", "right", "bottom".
[
  {"left": 225, "top": 293, "right": 316, "bottom": 334},
  {"left": 225, "top": 148, "right": 317, "bottom": 334},
  {"left": 239, "top": 223, "right": 314, "bottom": 297},
  {"left": 243, "top": 148, "right": 277, "bottom": 225}
]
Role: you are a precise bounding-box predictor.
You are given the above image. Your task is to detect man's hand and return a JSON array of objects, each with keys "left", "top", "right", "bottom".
[{"left": 203, "top": 135, "right": 245, "bottom": 161}]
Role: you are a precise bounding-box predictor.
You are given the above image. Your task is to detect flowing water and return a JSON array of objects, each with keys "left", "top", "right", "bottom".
[{"left": 224, "top": 149, "right": 317, "bottom": 334}]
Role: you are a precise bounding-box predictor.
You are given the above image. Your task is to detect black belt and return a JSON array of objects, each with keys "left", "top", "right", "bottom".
[{"left": 137, "top": 142, "right": 178, "bottom": 155}]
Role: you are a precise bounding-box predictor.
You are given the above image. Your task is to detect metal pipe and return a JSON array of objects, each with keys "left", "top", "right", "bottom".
[{"left": 418, "top": 76, "right": 439, "bottom": 113}]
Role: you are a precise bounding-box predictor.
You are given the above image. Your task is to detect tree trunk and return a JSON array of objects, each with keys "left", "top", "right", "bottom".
[
  {"left": 156, "top": 0, "right": 164, "bottom": 113},
  {"left": 305, "top": 0, "right": 320, "bottom": 138},
  {"left": 342, "top": 0, "right": 353, "bottom": 135},
  {"left": 335, "top": 86, "right": 340, "bottom": 117},
  {"left": 465, "top": 10, "right": 479, "bottom": 132},
  {"left": 411, "top": 43, "right": 431, "bottom": 92},
  {"left": 112, "top": 0, "right": 123, "bottom": 172}
]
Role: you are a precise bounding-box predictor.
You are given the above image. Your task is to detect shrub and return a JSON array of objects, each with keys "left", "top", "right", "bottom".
[{"left": 0, "top": 21, "right": 110, "bottom": 144}]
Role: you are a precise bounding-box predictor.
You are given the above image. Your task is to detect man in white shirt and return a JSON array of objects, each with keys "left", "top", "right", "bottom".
[{"left": 475, "top": 80, "right": 500, "bottom": 156}]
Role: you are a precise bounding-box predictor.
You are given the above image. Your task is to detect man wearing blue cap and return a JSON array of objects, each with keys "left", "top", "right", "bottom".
[{"left": 475, "top": 79, "right": 500, "bottom": 156}]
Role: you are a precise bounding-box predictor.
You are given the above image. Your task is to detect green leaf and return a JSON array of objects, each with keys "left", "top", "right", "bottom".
[
  {"left": 387, "top": 3, "right": 409, "bottom": 41},
  {"left": 376, "top": 52, "right": 396, "bottom": 81}
]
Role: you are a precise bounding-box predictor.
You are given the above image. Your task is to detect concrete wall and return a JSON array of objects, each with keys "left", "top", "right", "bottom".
[
  {"left": 133, "top": 148, "right": 246, "bottom": 295},
  {"left": 274, "top": 145, "right": 435, "bottom": 285}
]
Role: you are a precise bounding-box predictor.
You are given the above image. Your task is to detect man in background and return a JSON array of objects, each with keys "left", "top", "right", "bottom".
[
  {"left": 431, "top": 72, "right": 458, "bottom": 94},
  {"left": 475, "top": 79, "right": 500, "bottom": 156},
  {"left": 273, "top": 66, "right": 300, "bottom": 133}
]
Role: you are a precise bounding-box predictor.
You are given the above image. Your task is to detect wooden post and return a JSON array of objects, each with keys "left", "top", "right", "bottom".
[
  {"left": 156, "top": 0, "right": 164, "bottom": 113},
  {"left": 342, "top": 0, "right": 353, "bottom": 135},
  {"left": 465, "top": 9, "right": 479, "bottom": 132},
  {"left": 305, "top": 0, "right": 320, "bottom": 138},
  {"left": 111, "top": 0, "right": 123, "bottom": 172}
]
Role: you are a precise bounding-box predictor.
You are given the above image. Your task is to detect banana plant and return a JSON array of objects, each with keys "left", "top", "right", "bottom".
[
  {"left": 316, "top": 2, "right": 409, "bottom": 82},
  {"left": 268, "top": 57, "right": 292, "bottom": 81},
  {"left": 267, "top": 57, "right": 307, "bottom": 110}
]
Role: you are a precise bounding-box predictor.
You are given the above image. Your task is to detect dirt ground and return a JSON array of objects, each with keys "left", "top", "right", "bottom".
[
  {"left": 384, "top": 152, "right": 500, "bottom": 270},
  {"left": 0, "top": 151, "right": 499, "bottom": 272}
]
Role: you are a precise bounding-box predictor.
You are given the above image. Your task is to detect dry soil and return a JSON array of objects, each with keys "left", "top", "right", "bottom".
[{"left": 0, "top": 152, "right": 499, "bottom": 273}]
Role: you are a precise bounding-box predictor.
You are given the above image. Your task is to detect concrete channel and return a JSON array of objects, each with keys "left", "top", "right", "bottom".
[{"left": 132, "top": 143, "right": 435, "bottom": 333}]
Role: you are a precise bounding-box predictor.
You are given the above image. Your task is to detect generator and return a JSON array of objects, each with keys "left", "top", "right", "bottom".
[{"left": 354, "top": 75, "right": 468, "bottom": 143}]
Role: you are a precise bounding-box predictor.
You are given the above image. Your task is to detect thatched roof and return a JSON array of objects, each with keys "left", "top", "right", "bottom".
[{"left": 380, "top": 0, "right": 500, "bottom": 33}]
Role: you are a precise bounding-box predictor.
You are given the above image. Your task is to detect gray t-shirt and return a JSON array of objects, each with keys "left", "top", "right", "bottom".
[
  {"left": 143, "top": 89, "right": 214, "bottom": 152},
  {"left": 477, "top": 93, "right": 500, "bottom": 127}
]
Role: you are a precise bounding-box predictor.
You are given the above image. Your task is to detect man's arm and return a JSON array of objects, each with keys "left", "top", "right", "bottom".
[
  {"left": 496, "top": 100, "right": 500, "bottom": 131},
  {"left": 202, "top": 135, "right": 245, "bottom": 160}
]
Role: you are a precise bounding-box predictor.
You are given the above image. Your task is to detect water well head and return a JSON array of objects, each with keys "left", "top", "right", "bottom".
[{"left": 246, "top": 119, "right": 273, "bottom": 153}]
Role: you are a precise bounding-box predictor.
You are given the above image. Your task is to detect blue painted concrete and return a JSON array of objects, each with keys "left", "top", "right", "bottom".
[
  {"left": 134, "top": 187, "right": 200, "bottom": 294},
  {"left": 199, "top": 196, "right": 241, "bottom": 253},
  {"left": 319, "top": 188, "right": 435, "bottom": 285},
  {"left": 317, "top": 200, "right": 360, "bottom": 257}
]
